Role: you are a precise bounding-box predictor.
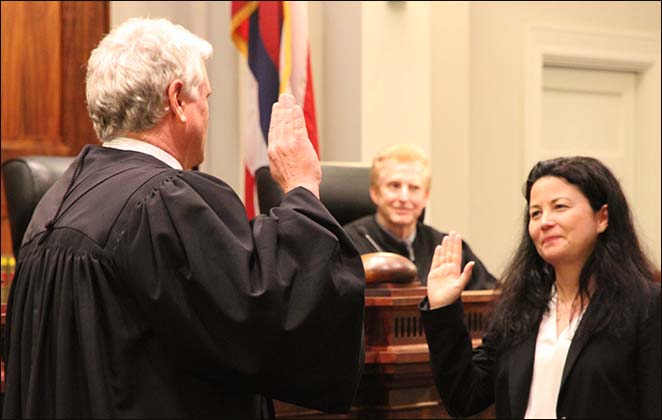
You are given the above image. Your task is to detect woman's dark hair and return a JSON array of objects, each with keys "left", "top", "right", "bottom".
[{"left": 488, "top": 156, "right": 656, "bottom": 348}]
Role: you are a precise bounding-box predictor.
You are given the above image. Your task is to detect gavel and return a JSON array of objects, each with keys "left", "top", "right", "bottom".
[{"left": 360, "top": 252, "right": 419, "bottom": 284}]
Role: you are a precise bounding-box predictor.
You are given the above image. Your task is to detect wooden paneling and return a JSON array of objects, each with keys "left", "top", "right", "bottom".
[
  {"left": 275, "top": 289, "right": 499, "bottom": 419},
  {"left": 0, "top": 1, "right": 109, "bottom": 255},
  {"left": 61, "top": 1, "right": 109, "bottom": 150},
  {"left": 1, "top": 1, "right": 62, "bottom": 140}
]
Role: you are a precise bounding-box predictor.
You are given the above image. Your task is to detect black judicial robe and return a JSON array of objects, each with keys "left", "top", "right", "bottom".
[
  {"left": 344, "top": 215, "right": 496, "bottom": 289},
  {"left": 2, "top": 145, "right": 365, "bottom": 419}
]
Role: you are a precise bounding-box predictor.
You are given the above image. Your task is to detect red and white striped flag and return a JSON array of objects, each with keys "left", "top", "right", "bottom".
[{"left": 231, "top": 1, "right": 319, "bottom": 219}]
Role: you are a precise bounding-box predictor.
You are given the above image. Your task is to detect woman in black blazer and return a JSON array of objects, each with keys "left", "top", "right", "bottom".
[{"left": 420, "top": 156, "right": 661, "bottom": 419}]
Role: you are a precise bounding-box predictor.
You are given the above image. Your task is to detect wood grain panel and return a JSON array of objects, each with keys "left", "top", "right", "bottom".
[
  {"left": 1, "top": 1, "right": 61, "bottom": 139},
  {"left": 1, "top": 1, "right": 109, "bottom": 255},
  {"left": 61, "top": 1, "right": 107, "bottom": 150}
]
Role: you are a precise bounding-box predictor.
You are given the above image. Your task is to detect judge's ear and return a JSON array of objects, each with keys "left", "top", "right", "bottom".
[
  {"left": 167, "top": 80, "right": 187, "bottom": 123},
  {"left": 369, "top": 185, "right": 380, "bottom": 205}
]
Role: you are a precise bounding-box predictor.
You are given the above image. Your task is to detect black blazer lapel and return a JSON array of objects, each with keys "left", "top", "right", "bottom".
[
  {"left": 508, "top": 330, "right": 538, "bottom": 417},
  {"left": 559, "top": 302, "right": 597, "bottom": 391}
]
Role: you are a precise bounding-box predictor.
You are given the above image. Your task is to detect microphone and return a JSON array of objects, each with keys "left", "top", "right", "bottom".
[{"left": 357, "top": 226, "right": 384, "bottom": 252}]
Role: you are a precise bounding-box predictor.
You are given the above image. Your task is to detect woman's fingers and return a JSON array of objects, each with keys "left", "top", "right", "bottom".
[
  {"left": 431, "top": 244, "right": 442, "bottom": 271},
  {"left": 460, "top": 261, "right": 475, "bottom": 288},
  {"left": 452, "top": 232, "right": 463, "bottom": 270}
]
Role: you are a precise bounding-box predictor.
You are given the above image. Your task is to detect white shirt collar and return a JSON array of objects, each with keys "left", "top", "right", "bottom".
[
  {"left": 103, "top": 137, "right": 183, "bottom": 170},
  {"left": 375, "top": 218, "right": 417, "bottom": 261},
  {"left": 376, "top": 218, "right": 417, "bottom": 245}
]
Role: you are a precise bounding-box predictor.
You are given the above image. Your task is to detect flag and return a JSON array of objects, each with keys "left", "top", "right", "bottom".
[{"left": 231, "top": 1, "right": 319, "bottom": 219}]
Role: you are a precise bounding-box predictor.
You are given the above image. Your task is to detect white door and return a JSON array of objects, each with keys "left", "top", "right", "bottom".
[
  {"left": 536, "top": 66, "right": 662, "bottom": 267},
  {"left": 540, "top": 66, "right": 636, "bottom": 196}
]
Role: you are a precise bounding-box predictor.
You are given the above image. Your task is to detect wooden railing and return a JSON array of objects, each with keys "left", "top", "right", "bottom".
[{"left": 275, "top": 286, "right": 500, "bottom": 419}]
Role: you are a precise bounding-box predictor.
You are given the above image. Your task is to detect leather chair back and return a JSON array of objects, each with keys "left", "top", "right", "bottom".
[
  {"left": 256, "top": 162, "right": 377, "bottom": 226},
  {"left": 2, "top": 156, "right": 74, "bottom": 257}
]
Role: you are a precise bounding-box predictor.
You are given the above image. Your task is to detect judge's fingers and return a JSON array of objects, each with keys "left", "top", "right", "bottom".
[
  {"left": 282, "top": 107, "right": 294, "bottom": 143},
  {"left": 277, "top": 94, "right": 296, "bottom": 145},
  {"left": 270, "top": 94, "right": 294, "bottom": 144},
  {"left": 276, "top": 107, "right": 287, "bottom": 148},
  {"left": 268, "top": 102, "right": 281, "bottom": 144},
  {"left": 279, "top": 92, "right": 295, "bottom": 108},
  {"left": 292, "top": 105, "right": 309, "bottom": 142}
]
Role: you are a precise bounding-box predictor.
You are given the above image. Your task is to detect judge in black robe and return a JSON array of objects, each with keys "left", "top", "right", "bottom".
[
  {"left": 344, "top": 215, "right": 495, "bottom": 289},
  {"left": 342, "top": 143, "right": 496, "bottom": 289},
  {"left": 2, "top": 145, "right": 365, "bottom": 418},
  {"left": 2, "top": 18, "right": 364, "bottom": 419}
]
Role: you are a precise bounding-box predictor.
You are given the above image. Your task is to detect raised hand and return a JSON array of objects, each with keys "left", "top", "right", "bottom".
[
  {"left": 267, "top": 93, "right": 322, "bottom": 198},
  {"left": 427, "top": 231, "right": 475, "bottom": 309}
]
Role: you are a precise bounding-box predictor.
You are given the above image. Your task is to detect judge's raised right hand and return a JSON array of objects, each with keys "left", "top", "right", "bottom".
[
  {"left": 267, "top": 93, "right": 321, "bottom": 198},
  {"left": 427, "top": 232, "right": 475, "bottom": 310}
]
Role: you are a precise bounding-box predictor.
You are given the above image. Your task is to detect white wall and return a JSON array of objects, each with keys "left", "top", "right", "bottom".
[
  {"left": 360, "top": 2, "right": 431, "bottom": 162},
  {"left": 320, "top": 2, "right": 362, "bottom": 162},
  {"left": 110, "top": 1, "right": 661, "bottom": 275}
]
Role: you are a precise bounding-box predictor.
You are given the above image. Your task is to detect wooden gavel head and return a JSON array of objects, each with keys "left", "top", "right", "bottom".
[{"left": 360, "top": 252, "right": 419, "bottom": 284}]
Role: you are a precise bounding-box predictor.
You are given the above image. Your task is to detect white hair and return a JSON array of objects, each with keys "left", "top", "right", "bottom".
[
  {"left": 86, "top": 18, "right": 213, "bottom": 141},
  {"left": 371, "top": 143, "right": 432, "bottom": 190}
]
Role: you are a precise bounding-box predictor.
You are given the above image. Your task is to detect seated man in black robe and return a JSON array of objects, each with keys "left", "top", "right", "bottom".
[
  {"left": 2, "top": 18, "right": 365, "bottom": 419},
  {"left": 344, "top": 144, "right": 495, "bottom": 289}
]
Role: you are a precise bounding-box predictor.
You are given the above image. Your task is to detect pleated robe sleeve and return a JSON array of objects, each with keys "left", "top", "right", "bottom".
[{"left": 112, "top": 171, "right": 365, "bottom": 413}]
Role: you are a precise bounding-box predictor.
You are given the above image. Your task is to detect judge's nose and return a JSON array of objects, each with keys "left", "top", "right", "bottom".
[{"left": 396, "top": 186, "right": 411, "bottom": 200}]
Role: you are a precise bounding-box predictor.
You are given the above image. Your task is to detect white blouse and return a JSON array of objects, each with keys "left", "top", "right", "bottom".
[{"left": 524, "top": 286, "right": 585, "bottom": 419}]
